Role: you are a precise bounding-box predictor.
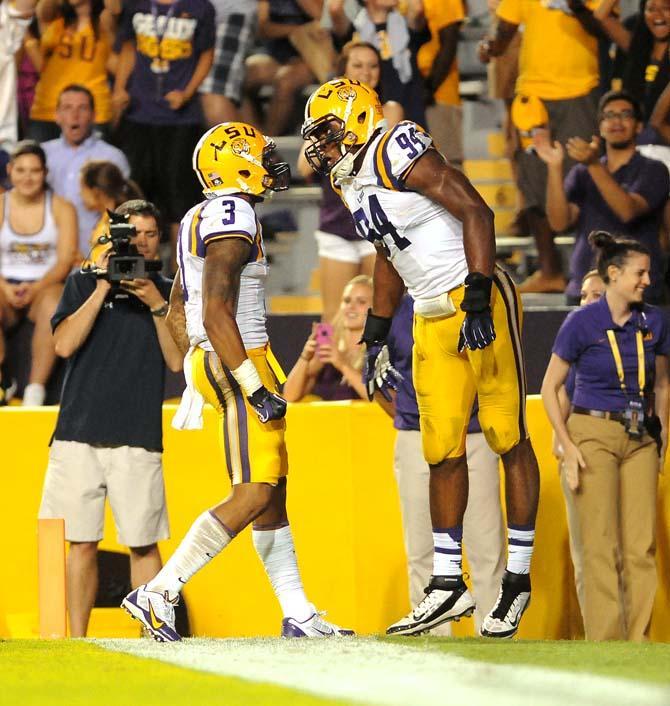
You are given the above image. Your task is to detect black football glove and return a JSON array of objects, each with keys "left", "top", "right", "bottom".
[
  {"left": 458, "top": 272, "right": 496, "bottom": 352},
  {"left": 247, "top": 386, "right": 287, "bottom": 423},
  {"left": 361, "top": 310, "right": 403, "bottom": 401}
]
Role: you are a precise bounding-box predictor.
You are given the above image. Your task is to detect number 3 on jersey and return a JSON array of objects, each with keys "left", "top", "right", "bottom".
[{"left": 353, "top": 195, "right": 411, "bottom": 251}]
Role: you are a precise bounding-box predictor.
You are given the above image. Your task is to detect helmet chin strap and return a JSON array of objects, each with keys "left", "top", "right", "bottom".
[{"left": 331, "top": 151, "right": 356, "bottom": 180}]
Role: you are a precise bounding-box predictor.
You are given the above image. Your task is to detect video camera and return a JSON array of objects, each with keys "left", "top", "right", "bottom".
[{"left": 97, "top": 210, "right": 162, "bottom": 282}]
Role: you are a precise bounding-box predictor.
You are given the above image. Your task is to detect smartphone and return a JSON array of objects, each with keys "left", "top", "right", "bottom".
[{"left": 314, "top": 322, "right": 333, "bottom": 347}]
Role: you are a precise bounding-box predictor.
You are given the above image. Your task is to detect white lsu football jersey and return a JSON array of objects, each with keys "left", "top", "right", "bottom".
[
  {"left": 335, "top": 121, "right": 468, "bottom": 302},
  {"left": 177, "top": 195, "right": 268, "bottom": 351}
]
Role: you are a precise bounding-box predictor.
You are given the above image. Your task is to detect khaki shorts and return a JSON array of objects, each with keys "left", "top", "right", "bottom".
[{"left": 38, "top": 440, "right": 170, "bottom": 546}]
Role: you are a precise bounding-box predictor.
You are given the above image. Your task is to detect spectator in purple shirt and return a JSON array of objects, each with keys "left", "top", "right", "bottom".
[
  {"left": 552, "top": 268, "right": 604, "bottom": 629},
  {"left": 382, "top": 294, "right": 505, "bottom": 635},
  {"left": 111, "top": 0, "right": 215, "bottom": 267},
  {"left": 542, "top": 231, "right": 670, "bottom": 641},
  {"left": 535, "top": 89, "right": 669, "bottom": 305}
]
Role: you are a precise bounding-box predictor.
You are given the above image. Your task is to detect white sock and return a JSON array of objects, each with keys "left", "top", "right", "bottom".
[
  {"left": 22, "top": 383, "right": 46, "bottom": 406},
  {"left": 147, "top": 511, "right": 233, "bottom": 595},
  {"left": 432, "top": 526, "right": 463, "bottom": 577},
  {"left": 507, "top": 524, "right": 535, "bottom": 575},
  {"left": 252, "top": 524, "right": 313, "bottom": 622}
]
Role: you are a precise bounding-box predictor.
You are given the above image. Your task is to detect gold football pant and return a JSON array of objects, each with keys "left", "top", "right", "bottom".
[
  {"left": 191, "top": 346, "right": 288, "bottom": 485},
  {"left": 412, "top": 266, "right": 528, "bottom": 463}
]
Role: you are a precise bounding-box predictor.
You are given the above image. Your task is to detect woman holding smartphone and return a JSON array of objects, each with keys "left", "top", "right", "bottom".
[
  {"left": 283, "top": 275, "right": 372, "bottom": 402},
  {"left": 541, "top": 230, "right": 669, "bottom": 641}
]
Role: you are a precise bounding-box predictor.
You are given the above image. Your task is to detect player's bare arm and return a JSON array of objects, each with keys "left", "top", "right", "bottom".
[
  {"left": 405, "top": 148, "right": 495, "bottom": 276},
  {"left": 166, "top": 271, "right": 190, "bottom": 358},
  {"left": 203, "top": 236, "right": 287, "bottom": 423},
  {"left": 202, "top": 238, "right": 252, "bottom": 370},
  {"left": 406, "top": 148, "right": 497, "bottom": 351},
  {"left": 372, "top": 242, "right": 405, "bottom": 318},
  {"left": 478, "top": 19, "right": 518, "bottom": 63}
]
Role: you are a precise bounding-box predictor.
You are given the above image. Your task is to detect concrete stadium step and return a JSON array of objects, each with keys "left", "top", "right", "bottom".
[
  {"left": 487, "top": 132, "right": 507, "bottom": 159},
  {"left": 309, "top": 268, "right": 321, "bottom": 294},
  {"left": 477, "top": 182, "right": 518, "bottom": 209},
  {"left": 269, "top": 294, "right": 323, "bottom": 314},
  {"left": 493, "top": 207, "right": 518, "bottom": 234},
  {"left": 464, "top": 158, "right": 513, "bottom": 182}
]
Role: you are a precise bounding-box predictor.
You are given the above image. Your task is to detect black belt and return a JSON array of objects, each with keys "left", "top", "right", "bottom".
[{"left": 571, "top": 406, "right": 626, "bottom": 423}]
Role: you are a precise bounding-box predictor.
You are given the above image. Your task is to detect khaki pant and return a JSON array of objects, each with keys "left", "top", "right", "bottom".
[
  {"left": 567, "top": 414, "right": 659, "bottom": 641},
  {"left": 393, "top": 430, "right": 506, "bottom": 633},
  {"left": 560, "top": 464, "right": 586, "bottom": 631},
  {"left": 425, "top": 103, "right": 463, "bottom": 167}
]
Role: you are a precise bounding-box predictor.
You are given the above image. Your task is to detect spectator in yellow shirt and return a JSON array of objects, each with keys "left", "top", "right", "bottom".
[
  {"left": 416, "top": 0, "right": 465, "bottom": 167},
  {"left": 479, "top": 0, "right": 602, "bottom": 294},
  {"left": 26, "top": 0, "right": 117, "bottom": 142}
]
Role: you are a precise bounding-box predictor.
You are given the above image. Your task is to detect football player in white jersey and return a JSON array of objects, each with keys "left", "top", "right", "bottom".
[
  {"left": 122, "top": 122, "right": 353, "bottom": 641},
  {"left": 302, "top": 78, "right": 541, "bottom": 639}
]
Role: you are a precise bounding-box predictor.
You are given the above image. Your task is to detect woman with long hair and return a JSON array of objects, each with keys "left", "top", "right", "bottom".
[
  {"left": 283, "top": 275, "right": 373, "bottom": 402},
  {"left": 297, "top": 41, "right": 403, "bottom": 323},
  {"left": 79, "top": 160, "right": 142, "bottom": 262},
  {"left": 595, "top": 0, "right": 670, "bottom": 123},
  {"left": 542, "top": 230, "right": 669, "bottom": 640},
  {"left": 0, "top": 141, "right": 77, "bottom": 405},
  {"left": 26, "top": 0, "right": 116, "bottom": 141}
]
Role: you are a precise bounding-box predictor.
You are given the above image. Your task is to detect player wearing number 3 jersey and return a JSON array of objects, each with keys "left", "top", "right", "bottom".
[
  {"left": 303, "top": 78, "right": 541, "bottom": 639},
  {"left": 121, "top": 122, "right": 353, "bottom": 641}
]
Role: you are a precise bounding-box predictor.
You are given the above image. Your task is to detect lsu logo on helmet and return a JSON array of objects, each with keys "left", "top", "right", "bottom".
[
  {"left": 192, "top": 122, "right": 290, "bottom": 198},
  {"left": 302, "top": 78, "right": 385, "bottom": 178}
]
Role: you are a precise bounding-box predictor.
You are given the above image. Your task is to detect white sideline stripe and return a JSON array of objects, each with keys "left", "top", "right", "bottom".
[{"left": 99, "top": 638, "right": 670, "bottom": 706}]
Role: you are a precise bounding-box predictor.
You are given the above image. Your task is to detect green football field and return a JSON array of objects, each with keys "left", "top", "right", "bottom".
[{"left": 3, "top": 637, "right": 670, "bottom": 706}]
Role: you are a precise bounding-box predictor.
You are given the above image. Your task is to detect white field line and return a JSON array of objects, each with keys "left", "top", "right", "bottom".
[{"left": 99, "top": 638, "right": 670, "bottom": 706}]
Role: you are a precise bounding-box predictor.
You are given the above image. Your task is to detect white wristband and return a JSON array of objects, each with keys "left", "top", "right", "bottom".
[{"left": 231, "top": 359, "right": 263, "bottom": 397}]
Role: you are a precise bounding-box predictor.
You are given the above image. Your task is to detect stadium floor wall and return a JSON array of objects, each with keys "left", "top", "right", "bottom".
[{"left": 2, "top": 399, "right": 670, "bottom": 641}]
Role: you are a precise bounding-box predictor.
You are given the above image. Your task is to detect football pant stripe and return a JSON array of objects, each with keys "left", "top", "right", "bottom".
[
  {"left": 209, "top": 355, "right": 244, "bottom": 486},
  {"left": 221, "top": 366, "right": 252, "bottom": 485},
  {"left": 203, "top": 352, "right": 234, "bottom": 483},
  {"left": 492, "top": 266, "right": 528, "bottom": 440}
]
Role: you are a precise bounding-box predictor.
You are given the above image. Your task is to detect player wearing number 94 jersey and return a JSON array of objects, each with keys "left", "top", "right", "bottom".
[
  {"left": 121, "top": 122, "right": 353, "bottom": 641},
  {"left": 303, "top": 78, "right": 540, "bottom": 639}
]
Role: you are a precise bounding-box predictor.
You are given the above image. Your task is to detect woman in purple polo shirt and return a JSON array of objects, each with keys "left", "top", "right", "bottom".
[{"left": 542, "top": 230, "right": 670, "bottom": 642}]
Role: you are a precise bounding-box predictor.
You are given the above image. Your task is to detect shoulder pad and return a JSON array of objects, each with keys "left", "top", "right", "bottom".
[{"left": 372, "top": 121, "right": 432, "bottom": 191}]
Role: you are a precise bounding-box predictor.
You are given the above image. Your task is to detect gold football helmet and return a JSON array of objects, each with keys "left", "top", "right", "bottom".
[
  {"left": 302, "top": 78, "right": 385, "bottom": 178},
  {"left": 192, "top": 122, "right": 290, "bottom": 198}
]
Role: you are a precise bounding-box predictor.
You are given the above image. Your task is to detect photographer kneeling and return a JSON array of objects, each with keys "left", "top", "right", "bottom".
[
  {"left": 39, "top": 200, "right": 182, "bottom": 637},
  {"left": 542, "top": 231, "right": 669, "bottom": 641}
]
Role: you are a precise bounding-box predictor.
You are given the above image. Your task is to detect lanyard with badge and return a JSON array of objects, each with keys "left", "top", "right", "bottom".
[
  {"left": 606, "top": 326, "right": 645, "bottom": 439},
  {"left": 149, "top": 0, "right": 176, "bottom": 99}
]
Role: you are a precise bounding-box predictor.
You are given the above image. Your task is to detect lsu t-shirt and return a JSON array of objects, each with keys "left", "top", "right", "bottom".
[{"left": 119, "top": 0, "right": 215, "bottom": 125}]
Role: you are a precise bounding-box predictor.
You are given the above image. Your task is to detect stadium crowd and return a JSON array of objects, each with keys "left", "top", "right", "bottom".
[{"left": 1, "top": 0, "right": 670, "bottom": 642}]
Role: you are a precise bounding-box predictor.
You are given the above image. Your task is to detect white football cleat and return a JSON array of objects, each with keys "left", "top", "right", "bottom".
[
  {"left": 282, "top": 608, "right": 355, "bottom": 637},
  {"left": 480, "top": 570, "right": 531, "bottom": 639},
  {"left": 386, "top": 575, "right": 475, "bottom": 636},
  {"left": 122, "top": 584, "right": 181, "bottom": 642}
]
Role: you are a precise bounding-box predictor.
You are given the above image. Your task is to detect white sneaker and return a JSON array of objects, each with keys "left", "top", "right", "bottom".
[
  {"left": 480, "top": 570, "right": 531, "bottom": 639},
  {"left": 282, "top": 608, "right": 355, "bottom": 637},
  {"left": 22, "top": 383, "right": 46, "bottom": 406},
  {"left": 386, "top": 575, "right": 475, "bottom": 636},
  {"left": 122, "top": 584, "right": 181, "bottom": 642}
]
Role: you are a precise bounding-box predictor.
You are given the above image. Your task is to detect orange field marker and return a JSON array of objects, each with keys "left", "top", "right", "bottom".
[{"left": 38, "top": 518, "right": 67, "bottom": 638}]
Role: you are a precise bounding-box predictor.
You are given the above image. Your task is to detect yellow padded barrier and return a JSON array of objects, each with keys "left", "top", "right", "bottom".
[{"left": 2, "top": 398, "right": 669, "bottom": 640}]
